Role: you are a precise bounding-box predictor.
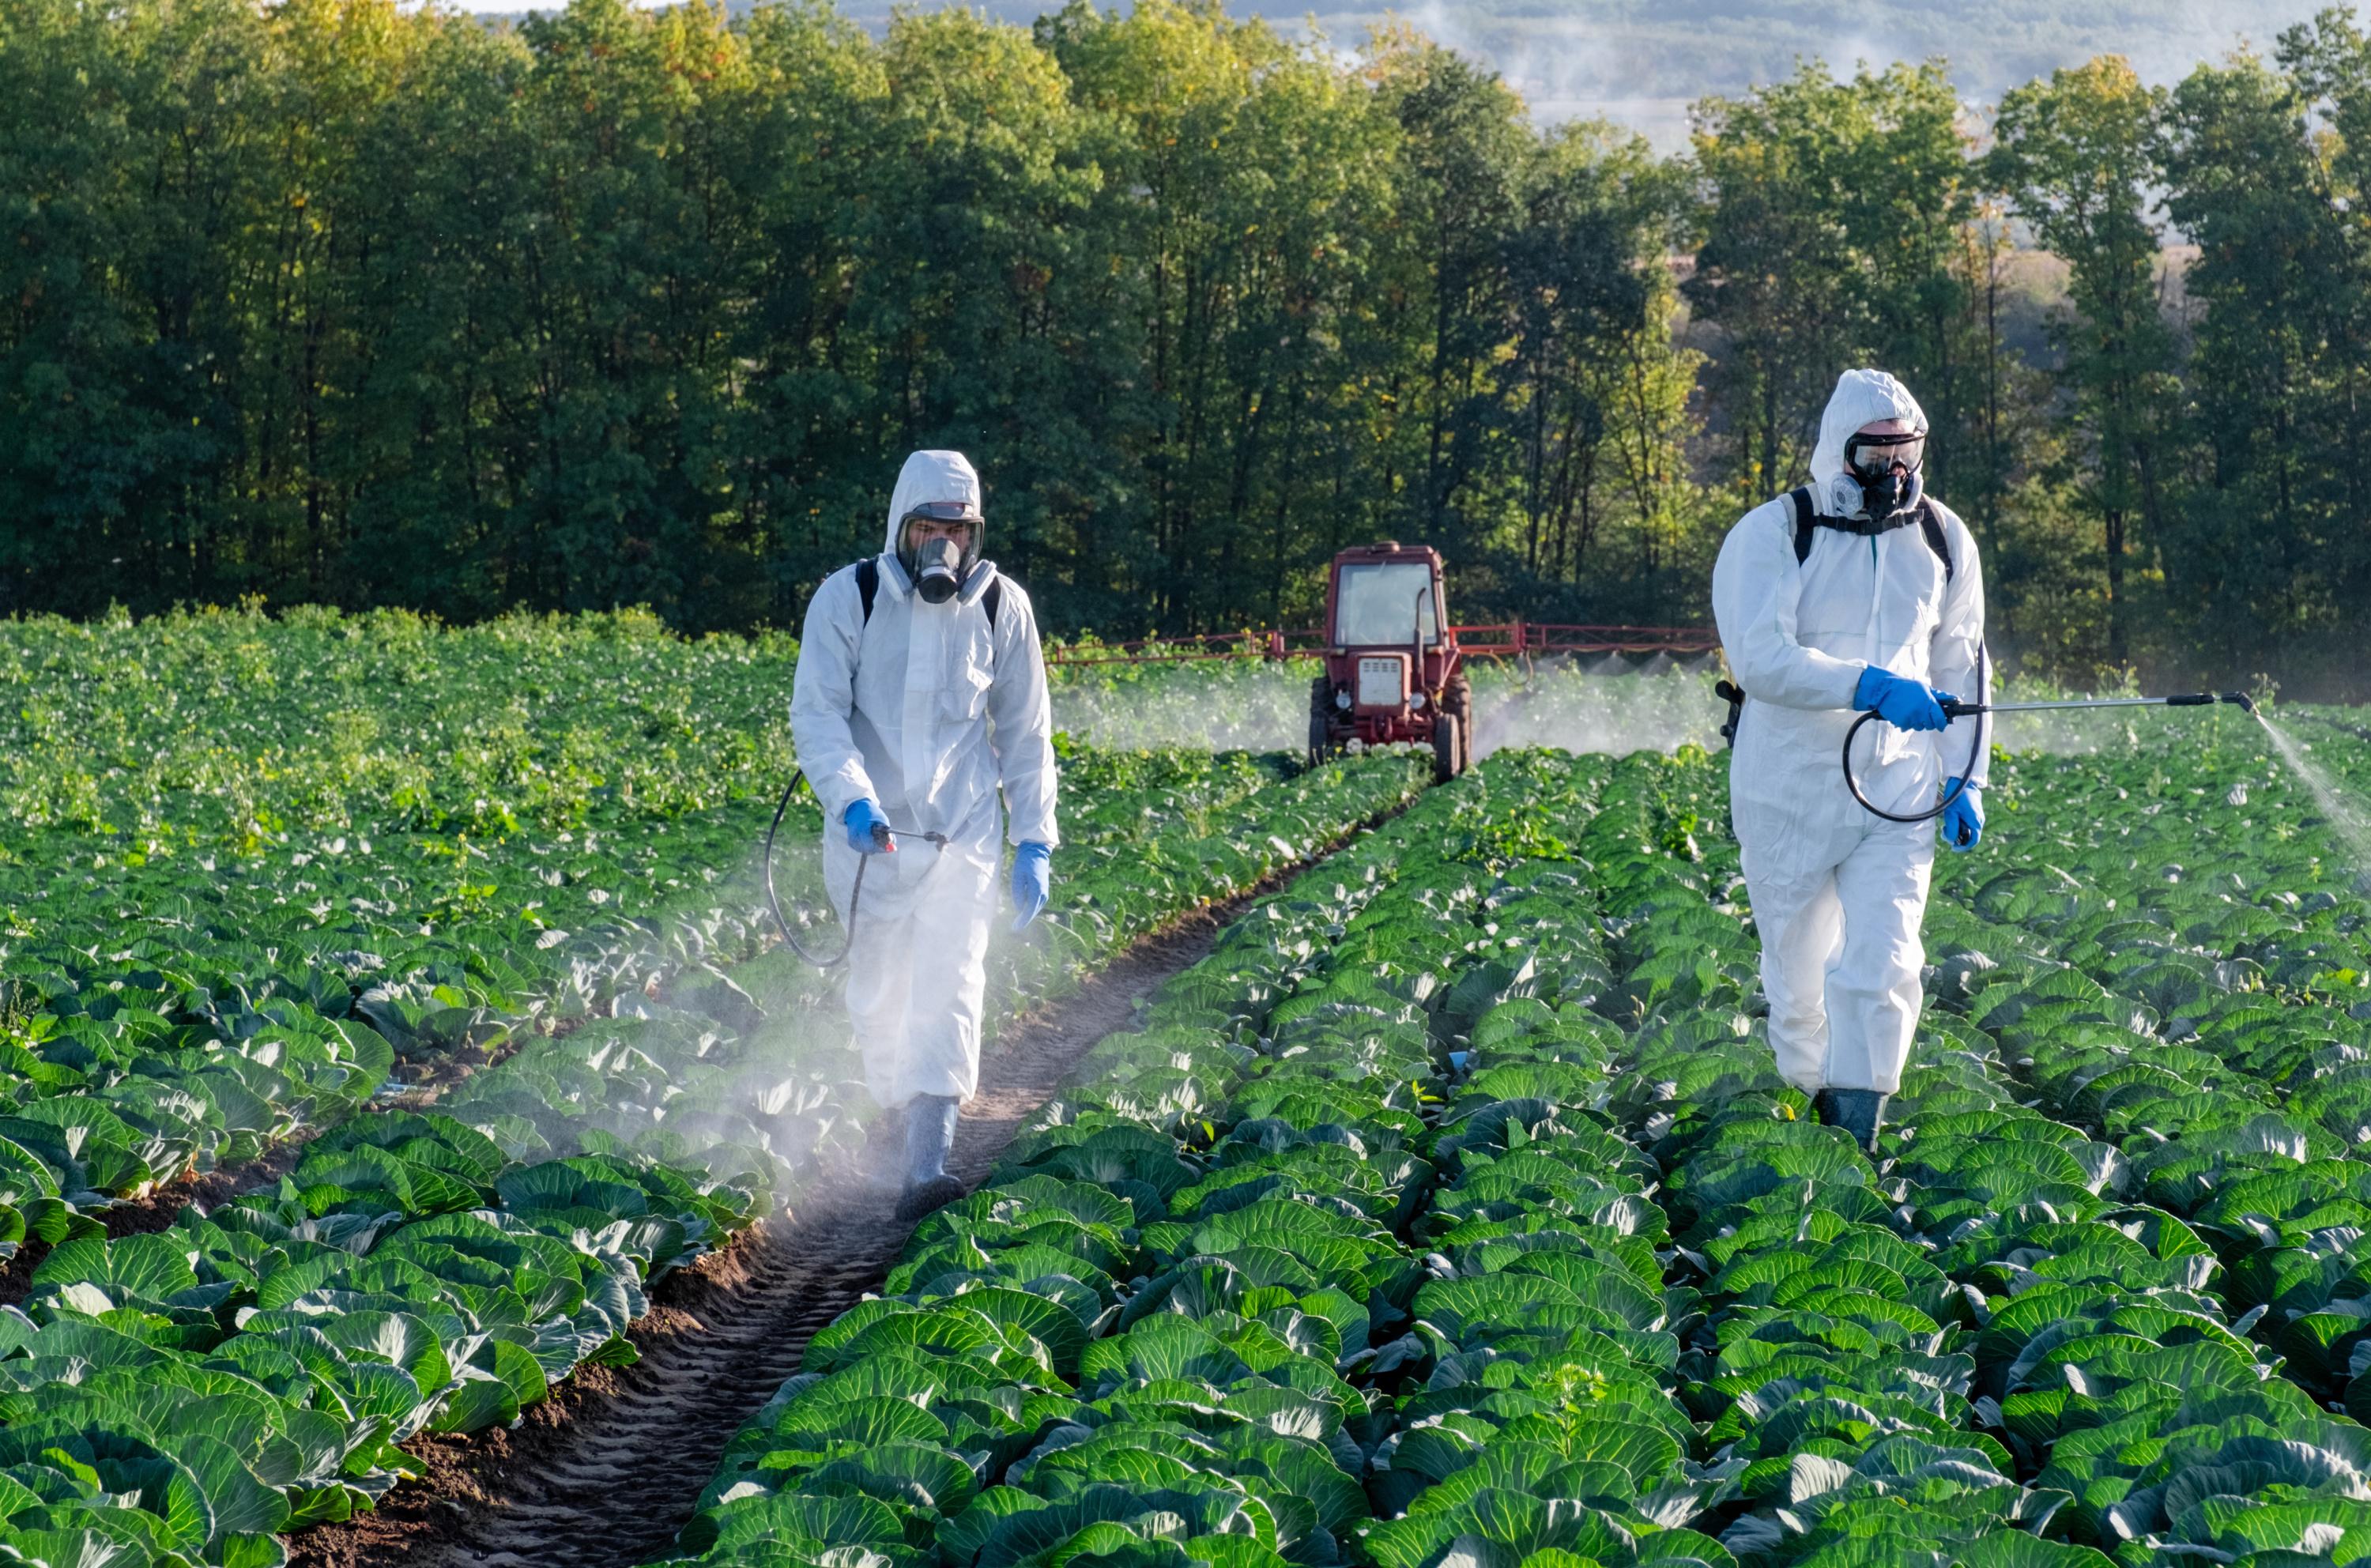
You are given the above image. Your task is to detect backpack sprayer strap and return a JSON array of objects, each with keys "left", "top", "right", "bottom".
[{"left": 1790, "top": 487, "right": 1954, "bottom": 578}]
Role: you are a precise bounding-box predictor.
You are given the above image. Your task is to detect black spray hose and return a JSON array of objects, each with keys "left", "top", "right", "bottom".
[
  {"left": 1841, "top": 643, "right": 1992, "bottom": 826},
  {"left": 1840, "top": 709, "right": 1991, "bottom": 825},
  {"left": 1841, "top": 656, "right": 2256, "bottom": 824},
  {"left": 762, "top": 769, "right": 947, "bottom": 968}
]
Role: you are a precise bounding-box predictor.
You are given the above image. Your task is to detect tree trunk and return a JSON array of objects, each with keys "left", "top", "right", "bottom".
[{"left": 2105, "top": 508, "right": 2127, "bottom": 665}]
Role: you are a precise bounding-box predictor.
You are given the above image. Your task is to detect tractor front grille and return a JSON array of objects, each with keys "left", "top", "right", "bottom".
[{"left": 1355, "top": 656, "right": 1408, "bottom": 709}]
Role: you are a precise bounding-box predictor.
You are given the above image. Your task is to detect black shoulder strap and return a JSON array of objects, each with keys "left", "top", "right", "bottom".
[
  {"left": 984, "top": 578, "right": 1001, "bottom": 631},
  {"left": 1789, "top": 488, "right": 1954, "bottom": 582},
  {"left": 1917, "top": 503, "right": 1954, "bottom": 584}
]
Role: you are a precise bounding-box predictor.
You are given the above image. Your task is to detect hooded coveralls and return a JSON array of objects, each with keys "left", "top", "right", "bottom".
[
  {"left": 1710, "top": 371, "right": 1989, "bottom": 1096},
  {"left": 788, "top": 451, "right": 1059, "bottom": 1110}
]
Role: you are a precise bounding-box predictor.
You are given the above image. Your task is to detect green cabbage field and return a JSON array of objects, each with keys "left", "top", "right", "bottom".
[{"left": 6, "top": 609, "right": 2371, "bottom": 1568}]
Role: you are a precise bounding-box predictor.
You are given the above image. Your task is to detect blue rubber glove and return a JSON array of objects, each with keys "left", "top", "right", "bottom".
[
  {"left": 843, "top": 799, "right": 895, "bottom": 854},
  {"left": 1854, "top": 665, "right": 1954, "bottom": 733},
  {"left": 1940, "top": 778, "right": 1984, "bottom": 852},
  {"left": 1010, "top": 842, "right": 1052, "bottom": 930}
]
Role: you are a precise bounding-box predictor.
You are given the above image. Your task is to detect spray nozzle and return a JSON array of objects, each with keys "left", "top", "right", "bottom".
[{"left": 2222, "top": 692, "right": 2260, "bottom": 715}]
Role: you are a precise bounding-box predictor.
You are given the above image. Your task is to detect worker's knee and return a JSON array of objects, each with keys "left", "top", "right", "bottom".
[{"left": 1846, "top": 929, "right": 1925, "bottom": 990}]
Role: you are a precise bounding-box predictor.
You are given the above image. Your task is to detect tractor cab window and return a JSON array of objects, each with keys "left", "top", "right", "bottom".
[{"left": 1334, "top": 562, "right": 1442, "bottom": 648}]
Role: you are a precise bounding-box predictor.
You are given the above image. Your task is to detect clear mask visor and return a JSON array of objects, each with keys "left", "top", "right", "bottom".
[{"left": 1846, "top": 432, "right": 1926, "bottom": 481}]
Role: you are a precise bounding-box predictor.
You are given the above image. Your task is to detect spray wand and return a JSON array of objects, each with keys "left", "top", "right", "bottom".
[
  {"left": 762, "top": 770, "right": 946, "bottom": 967},
  {"left": 1844, "top": 691, "right": 2258, "bottom": 824}
]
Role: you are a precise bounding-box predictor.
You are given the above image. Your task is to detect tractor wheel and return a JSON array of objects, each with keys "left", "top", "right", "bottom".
[
  {"left": 1307, "top": 677, "right": 1336, "bottom": 770},
  {"left": 1432, "top": 712, "right": 1464, "bottom": 783},
  {"left": 1442, "top": 668, "right": 1474, "bottom": 768}
]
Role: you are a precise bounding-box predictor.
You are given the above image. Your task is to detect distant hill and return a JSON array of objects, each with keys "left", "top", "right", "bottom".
[{"left": 864, "top": 0, "right": 2334, "bottom": 146}]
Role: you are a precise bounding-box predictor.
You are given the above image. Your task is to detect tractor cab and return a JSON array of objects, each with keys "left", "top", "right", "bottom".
[{"left": 1308, "top": 543, "right": 1472, "bottom": 781}]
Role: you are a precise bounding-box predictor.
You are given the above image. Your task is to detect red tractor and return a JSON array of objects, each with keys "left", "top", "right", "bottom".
[{"left": 1307, "top": 542, "right": 1472, "bottom": 782}]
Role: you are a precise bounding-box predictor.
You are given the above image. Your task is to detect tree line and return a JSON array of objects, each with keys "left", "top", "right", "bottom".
[{"left": 3, "top": 0, "right": 2369, "bottom": 693}]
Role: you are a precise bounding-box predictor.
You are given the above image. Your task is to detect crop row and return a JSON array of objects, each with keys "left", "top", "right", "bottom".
[
  {"left": 1603, "top": 718, "right": 2371, "bottom": 1566},
  {"left": 1908, "top": 714, "right": 2371, "bottom": 1560},
  {"left": 662, "top": 727, "right": 2371, "bottom": 1568},
  {"left": 0, "top": 733, "right": 1431, "bottom": 1568}
]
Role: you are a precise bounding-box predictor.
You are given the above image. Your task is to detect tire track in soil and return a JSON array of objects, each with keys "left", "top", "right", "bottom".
[{"left": 285, "top": 817, "right": 1390, "bottom": 1568}]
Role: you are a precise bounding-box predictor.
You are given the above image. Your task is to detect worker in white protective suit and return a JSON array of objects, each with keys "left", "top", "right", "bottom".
[
  {"left": 1711, "top": 369, "right": 1989, "bottom": 1152},
  {"left": 789, "top": 450, "right": 1059, "bottom": 1221}
]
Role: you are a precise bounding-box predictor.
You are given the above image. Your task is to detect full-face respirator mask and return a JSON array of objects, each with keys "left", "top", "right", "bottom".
[
  {"left": 1843, "top": 423, "right": 1927, "bottom": 522},
  {"left": 898, "top": 501, "right": 982, "bottom": 605}
]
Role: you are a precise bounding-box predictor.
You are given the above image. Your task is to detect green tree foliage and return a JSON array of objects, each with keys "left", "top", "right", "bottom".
[
  {"left": 2147, "top": 17, "right": 2371, "bottom": 689},
  {"left": 1991, "top": 55, "right": 2177, "bottom": 669},
  {"left": 0, "top": 0, "right": 1694, "bottom": 638},
  {"left": 10, "top": 0, "right": 2371, "bottom": 693},
  {"left": 1685, "top": 63, "right": 1993, "bottom": 507}
]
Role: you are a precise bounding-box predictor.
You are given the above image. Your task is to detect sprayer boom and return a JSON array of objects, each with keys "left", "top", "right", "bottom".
[{"left": 1939, "top": 692, "right": 2256, "bottom": 718}]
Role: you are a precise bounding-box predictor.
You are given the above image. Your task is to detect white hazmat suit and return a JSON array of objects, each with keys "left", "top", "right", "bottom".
[
  {"left": 789, "top": 450, "right": 1059, "bottom": 1110},
  {"left": 1711, "top": 371, "right": 1988, "bottom": 1096}
]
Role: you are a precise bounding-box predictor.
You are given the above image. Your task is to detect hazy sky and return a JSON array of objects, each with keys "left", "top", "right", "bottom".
[{"left": 428, "top": 0, "right": 2337, "bottom": 151}]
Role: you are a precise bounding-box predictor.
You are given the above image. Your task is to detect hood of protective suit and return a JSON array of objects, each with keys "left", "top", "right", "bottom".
[
  {"left": 884, "top": 450, "right": 984, "bottom": 554},
  {"left": 1810, "top": 370, "right": 1926, "bottom": 518}
]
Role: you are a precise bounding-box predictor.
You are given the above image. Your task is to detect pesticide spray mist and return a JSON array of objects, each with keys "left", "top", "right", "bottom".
[
  {"left": 1052, "top": 656, "right": 1729, "bottom": 757},
  {"left": 727, "top": 801, "right": 1080, "bottom": 1203},
  {"left": 691, "top": 812, "right": 880, "bottom": 1193},
  {"left": 1053, "top": 663, "right": 1315, "bottom": 752},
  {"left": 2252, "top": 712, "right": 2371, "bottom": 884},
  {"left": 1470, "top": 657, "right": 1725, "bottom": 759}
]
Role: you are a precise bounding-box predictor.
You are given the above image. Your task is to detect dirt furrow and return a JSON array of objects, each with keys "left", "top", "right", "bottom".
[{"left": 285, "top": 895, "right": 1251, "bottom": 1568}]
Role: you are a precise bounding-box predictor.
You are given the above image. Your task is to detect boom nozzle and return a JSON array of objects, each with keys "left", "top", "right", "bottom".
[{"left": 2222, "top": 692, "right": 2260, "bottom": 715}]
